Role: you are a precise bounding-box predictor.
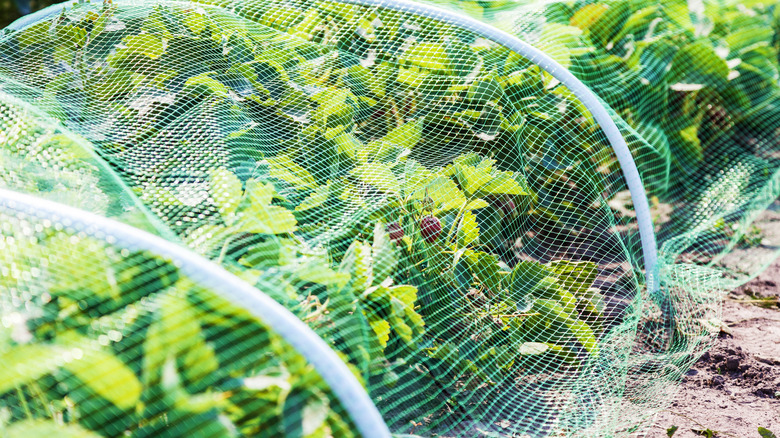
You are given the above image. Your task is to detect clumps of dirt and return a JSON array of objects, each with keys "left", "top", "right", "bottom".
[
  {"left": 645, "top": 258, "right": 780, "bottom": 437},
  {"left": 694, "top": 343, "right": 780, "bottom": 400}
]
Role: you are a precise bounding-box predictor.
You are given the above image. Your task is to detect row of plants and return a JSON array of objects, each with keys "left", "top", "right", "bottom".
[
  {"left": 466, "top": 0, "right": 780, "bottom": 198},
  {"left": 22, "top": 0, "right": 780, "bottom": 432},
  {"left": 0, "top": 98, "right": 363, "bottom": 436},
  {"left": 0, "top": 1, "right": 620, "bottom": 435}
]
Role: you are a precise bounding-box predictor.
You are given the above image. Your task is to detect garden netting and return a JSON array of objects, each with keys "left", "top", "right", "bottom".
[{"left": 0, "top": 0, "right": 777, "bottom": 437}]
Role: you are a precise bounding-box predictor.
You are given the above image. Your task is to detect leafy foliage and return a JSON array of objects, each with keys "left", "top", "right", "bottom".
[{"left": 7, "top": 0, "right": 774, "bottom": 434}]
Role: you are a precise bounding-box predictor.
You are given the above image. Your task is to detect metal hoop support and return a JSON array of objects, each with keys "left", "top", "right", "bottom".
[
  {"left": 334, "top": 0, "right": 660, "bottom": 295},
  {"left": 5, "top": 0, "right": 659, "bottom": 296},
  {"left": 0, "top": 188, "right": 392, "bottom": 438}
]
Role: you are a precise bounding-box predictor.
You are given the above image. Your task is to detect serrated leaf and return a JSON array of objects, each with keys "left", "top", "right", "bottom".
[
  {"left": 532, "top": 299, "right": 598, "bottom": 354},
  {"left": 569, "top": 4, "right": 609, "bottom": 31},
  {"left": 374, "top": 118, "right": 423, "bottom": 153},
  {"left": 350, "top": 162, "right": 400, "bottom": 196},
  {"left": 109, "top": 34, "right": 165, "bottom": 63},
  {"left": 369, "top": 319, "right": 391, "bottom": 348},
  {"left": 239, "top": 205, "right": 298, "bottom": 234},
  {"left": 389, "top": 297, "right": 414, "bottom": 344},
  {"left": 400, "top": 43, "right": 450, "bottom": 72},
  {"left": 184, "top": 73, "right": 229, "bottom": 98},
  {"left": 457, "top": 210, "right": 480, "bottom": 247},
  {"left": 296, "top": 182, "right": 331, "bottom": 211},
  {"left": 239, "top": 181, "right": 297, "bottom": 234},
  {"left": 667, "top": 42, "right": 729, "bottom": 87},
  {"left": 182, "top": 9, "right": 207, "bottom": 35},
  {"left": 268, "top": 155, "right": 319, "bottom": 191}
]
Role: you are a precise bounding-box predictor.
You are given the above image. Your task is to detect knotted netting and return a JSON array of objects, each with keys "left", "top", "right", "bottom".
[{"left": 0, "top": 0, "right": 777, "bottom": 437}]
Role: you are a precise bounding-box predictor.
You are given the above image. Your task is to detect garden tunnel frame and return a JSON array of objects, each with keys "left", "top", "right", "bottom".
[
  {"left": 7, "top": 0, "right": 659, "bottom": 295},
  {"left": 2, "top": 0, "right": 661, "bottom": 435}
]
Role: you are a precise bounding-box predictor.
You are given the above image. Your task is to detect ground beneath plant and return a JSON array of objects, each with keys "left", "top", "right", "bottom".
[{"left": 644, "top": 206, "right": 780, "bottom": 438}]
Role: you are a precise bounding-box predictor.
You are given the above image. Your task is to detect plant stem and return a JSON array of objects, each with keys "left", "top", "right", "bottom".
[
  {"left": 16, "top": 386, "right": 33, "bottom": 420},
  {"left": 216, "top": 234, "right": 236, "bottom": 265}
]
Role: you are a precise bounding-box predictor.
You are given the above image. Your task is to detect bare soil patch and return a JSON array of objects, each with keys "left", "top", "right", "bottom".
[{"left": 645, "top": 257, "right": 780, "bottom": 438}]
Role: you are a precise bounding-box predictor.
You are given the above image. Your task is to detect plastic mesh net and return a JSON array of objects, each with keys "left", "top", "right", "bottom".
[{"left": 0, "top": 0, "right": 777, "bottom": 437}]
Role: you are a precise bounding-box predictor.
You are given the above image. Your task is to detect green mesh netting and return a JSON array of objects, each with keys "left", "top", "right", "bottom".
[{"left": 0, "top": 0, "right": 777, "bottom": 437}]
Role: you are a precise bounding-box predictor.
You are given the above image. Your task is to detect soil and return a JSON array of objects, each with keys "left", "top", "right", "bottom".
[{"left": 643, "top": 208, "right": 780, "bottom": 438}]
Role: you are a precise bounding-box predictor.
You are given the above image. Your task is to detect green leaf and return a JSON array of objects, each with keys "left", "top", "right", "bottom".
[
  {"left": 667, "top": 42, "right": 729, "bottom": 88},
  {"left": 373, "top": 119, "right": 423, "bottom": 154},
  {"left": 0, "top": 341, "right": 142, "bottom": 411},
  {"left": 63, "top": 339, "right": 144, "bottom": 410},
  {"left": 457, "top": 210, "right": 480, "bottom": 248},
  {"left": 350, "top": 162, "right": 400, "bottom": 196},
  {"left": 547, "top": 260, "right": 597, "bottom": 296},
  {"left": 209, "top": 168, "right": 243, "bottom": 220},
  {"left": 346, "top": 65, "right": 385, "bottom": 98},
  {"left": 532, "top": 299, "right": 598, "bottom": 354},
  {"left": 340, "top": 240, "right": 373, "bottom": 292},
  {"left": 16, "top": 21, "right": 52, "bottom": 48},
  {"left": 372, "top": 221, "right": 398, "bottom": 286},
  {"left": 589, "top": 2, "right": 630, "bottom": 47},
  {"left": 296, "top": 182, "right": 331, "bottom": 211},
  {"left": 667, "top": 425, "right": 679, "bottom": 437},
  {"left": 182, "top": 9, "right": 207, "bottom": 35},
  {"left": 369, "top": 319, "right": 391, "bottom": 348},
  {"left": 144, "top": 292, "right": 219, "bottom": 389},
  {"left": 87, "top": 71, "right": 136, "bottom": 101},
  {"left": 268, "top": 155, "right": 319, "bottom": 191},
  {"left": 692, "top": 428, "right": 717, "bottom": 438},
  {"left": 759, "top": 427, "right": 777, "bottom": 438},
  {"left": 669, "top": 124, "right": 703, "bottom": 174},
  {"left": 569, "top": 4, "right": 609, "bottom": 32},
  {"left": 510, "top": 260, "right": 555, "bottom": 298},
  {"left": 311, "top": 88, "right": 356, "bottom": 130},
  {"left": 0, "top": 344, "right": 65, "bottom": 395},
  {"left": 453, "top": 163, "right": 527, "bottom": 198},
  {"left": 5, "top": 420, "right": 104, "bottom": 438},
  {"left": 45, "top": 233, "right": 118, "bottom": 301},
  {"left": 663, "top": 0, "right": 694, "bottom": 33},
  {"left": 183, "top": 73, "right": 229, "bottom": 98},
  {"left": 400, "top": 43, "right": 450, "bottom": 72},
  {"left": 54, "top": 24, "right": 87, "bottom": 48},
  {"left": 239, "top": 181, "right": 297, "bottom": 234},
  {"left": 107, "top": 34, "right": 165, "bottom": 65},
  {"left": 460, "top": 250, "right": 505, "bottom": 296},
  {"left": 389, "top": 297, "right": 414, "bottom": 344}
]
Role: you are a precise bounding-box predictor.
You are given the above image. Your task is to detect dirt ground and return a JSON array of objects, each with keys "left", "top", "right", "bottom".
[{"left": 644, "top": 207, "right": 780, "bottom": 438}]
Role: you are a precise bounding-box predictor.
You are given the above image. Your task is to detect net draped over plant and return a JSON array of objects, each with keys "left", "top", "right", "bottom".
[{"left": 0, "top": 0, "right": 777, "bottom": 437}]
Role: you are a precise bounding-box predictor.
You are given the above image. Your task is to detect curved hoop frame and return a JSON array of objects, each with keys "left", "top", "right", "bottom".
[
  {"left": 6, "top": 0, "right": 659, "bottom": 293},
  {"left": 0, "top": 188, "right": 392, "bottom": 438},
  {"left": 332, "top": 0, "right": 660, "bottom": 293}
]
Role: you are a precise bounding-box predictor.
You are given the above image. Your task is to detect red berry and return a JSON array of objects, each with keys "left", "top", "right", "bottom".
[
  {"left": 499, "top": 200, "right": 516, "bottom": 216},
  {"left": 387, "top": 222, "right": 404, "bottom": 242},
  {"left": 420, "top": 216, "right": 442, "bottom": 243}
]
